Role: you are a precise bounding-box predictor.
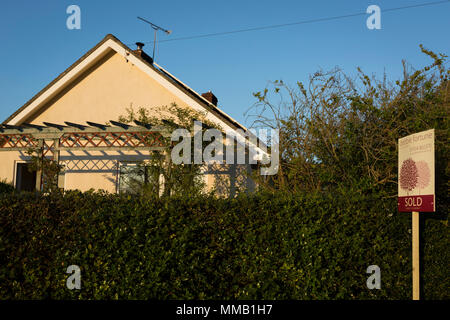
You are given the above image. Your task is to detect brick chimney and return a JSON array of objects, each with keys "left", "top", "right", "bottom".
[
  {"left": 201, "top": 91, "right": 218, "bottom": 106},
  {"left": 133, "top": 42, "right": 153, "bottom": 64}
]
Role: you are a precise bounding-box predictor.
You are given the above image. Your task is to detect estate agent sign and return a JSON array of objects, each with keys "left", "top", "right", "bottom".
[
  {"left": 398, "top": 129, "right": 435, "bottom": 212},
  {"left": 398, "top": 129, "right": 435, "bottom": 300}
]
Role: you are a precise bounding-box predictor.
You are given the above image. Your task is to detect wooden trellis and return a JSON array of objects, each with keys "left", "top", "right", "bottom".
[{"left": 0, "top": 120, "right": 171, "bottom": 191}]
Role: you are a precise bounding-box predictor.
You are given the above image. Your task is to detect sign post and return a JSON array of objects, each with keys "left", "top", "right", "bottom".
[
  {"left": 398, "top": 129, "right": 435, "bottom": 301},
  {"left": 412, "top": 211, "right": 419, "bottom": 300}
]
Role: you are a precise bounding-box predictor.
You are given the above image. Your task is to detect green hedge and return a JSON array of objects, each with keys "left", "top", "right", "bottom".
[
  {"left": 0, "top": 181, "right": 15, "bottom": 195},
  {"left": 0, "top": 191, "right": 448, "bottom": 299}
]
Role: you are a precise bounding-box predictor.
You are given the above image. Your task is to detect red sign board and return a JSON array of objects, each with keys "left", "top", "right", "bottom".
[{"left": 398, "top": 195, "right": 434, "bottom": 212}]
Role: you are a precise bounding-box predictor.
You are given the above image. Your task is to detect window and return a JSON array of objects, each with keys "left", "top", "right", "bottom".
[
  {"left": 118, "top": 162, "right": 162, "bottom": 195},
  {"left": 15, "top": 162, "right": 36, "bottom": 192}
]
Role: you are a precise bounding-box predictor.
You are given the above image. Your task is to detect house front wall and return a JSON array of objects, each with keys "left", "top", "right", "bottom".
[{"left": 1, "top": 49, "right": 254, "bottom": 195}]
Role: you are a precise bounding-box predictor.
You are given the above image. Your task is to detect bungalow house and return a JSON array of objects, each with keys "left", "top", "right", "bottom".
[{"left": 0, "top": 34, "right": 264, "bottom": 196}]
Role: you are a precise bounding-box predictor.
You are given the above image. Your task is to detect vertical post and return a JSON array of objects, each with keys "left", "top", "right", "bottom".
[
  {"left": 412, "top": 211, "right": 420, "bottom": 300},
  {"left": 35, "top": 139, "right": 44, "bottom": 192},
  {"left": 53, "top": 138, "right": 60, "bottom": 163},
  {"left": 53, "top": 138, "right": 60, "bottom": 189}
]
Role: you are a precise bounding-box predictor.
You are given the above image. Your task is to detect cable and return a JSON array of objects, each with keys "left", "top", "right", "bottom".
[{"left": 131, "top": 0, "right": 450, "bottom": 45}]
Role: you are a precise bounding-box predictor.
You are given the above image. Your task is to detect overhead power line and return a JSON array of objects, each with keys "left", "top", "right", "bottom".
[{"left": 132, "top": 0, "right": 450, "bottom": 45}]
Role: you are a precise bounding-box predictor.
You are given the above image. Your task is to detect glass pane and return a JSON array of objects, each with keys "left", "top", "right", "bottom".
[{"left": 118, "top": 163, "right": 145, "bottom": 194}]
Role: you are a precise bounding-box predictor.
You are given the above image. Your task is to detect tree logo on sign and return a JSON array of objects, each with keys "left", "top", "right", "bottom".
[
  {"left": 400, "top": 158, "right": 418, "bottom": 192},
  {"left": 400, "top": 158, "right": 431, "bottom": 193}
]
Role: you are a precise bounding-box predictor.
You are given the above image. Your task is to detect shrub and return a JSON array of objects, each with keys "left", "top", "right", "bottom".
[
  {"left": 0, "top": 180, "right": 14, "bottom": 194},
  {"left": 0, "top": 190, "right": 447, "bottom": 299}
]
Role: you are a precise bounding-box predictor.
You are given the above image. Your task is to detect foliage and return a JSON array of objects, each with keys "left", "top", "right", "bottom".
[
  {"left": 0, "top": 180, "right": 14, "bottom": 194},
  {"left": 1, "top": 45, "right": 448, "bottom": 301},
  {"left": 25, "top": 149, "right": 64, "bottom": 193},
  {"left": 117, "top": 103, "right": 222, "bottom": 197},
  {"left": 0, "top": 190, "right": 447, "bottom": 300},
  {"left": 248, "top": 46, "right": 449, "bottom": 204}
]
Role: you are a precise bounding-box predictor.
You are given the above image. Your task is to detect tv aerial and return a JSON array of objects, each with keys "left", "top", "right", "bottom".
[{"left": 137, "top": 16, "right": 171, "bottom": 62}]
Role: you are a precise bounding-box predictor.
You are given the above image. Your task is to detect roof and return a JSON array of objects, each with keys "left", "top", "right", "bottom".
[{"left": 3, "top": 34, "right": 249, "bottom": 134}]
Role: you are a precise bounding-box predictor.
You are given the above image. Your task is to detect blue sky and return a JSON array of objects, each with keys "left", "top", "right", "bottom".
[{"left": 1, "top": 0, "right": 449, "bottom": 126}]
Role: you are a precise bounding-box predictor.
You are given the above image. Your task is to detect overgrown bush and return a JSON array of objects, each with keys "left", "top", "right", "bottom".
[
  {"left": 248, "top": 46, "right": 449, "bottom": 202},
  {"left": 0, "top": 190, "right": 447, "bottom": 299},
  {"left": 0, "top": 180, "right": 14, "bottom": 194}
]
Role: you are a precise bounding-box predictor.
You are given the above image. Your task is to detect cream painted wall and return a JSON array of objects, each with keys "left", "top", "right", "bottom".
[
  {"left": 29, "top": 51, "right": 189, "bottom": 125},
  {"left": 0, "top": 151, "right": 27, "bottom": 185}
]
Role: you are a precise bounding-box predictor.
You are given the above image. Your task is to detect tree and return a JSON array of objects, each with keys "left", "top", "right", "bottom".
[{"left": 247, "top": 46, "right": 449, "bottom": 202}]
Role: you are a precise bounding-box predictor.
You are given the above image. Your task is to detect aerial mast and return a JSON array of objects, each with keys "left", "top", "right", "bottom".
[{"left": 137, "top": 16, "right": 171, "bottom": 62}]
